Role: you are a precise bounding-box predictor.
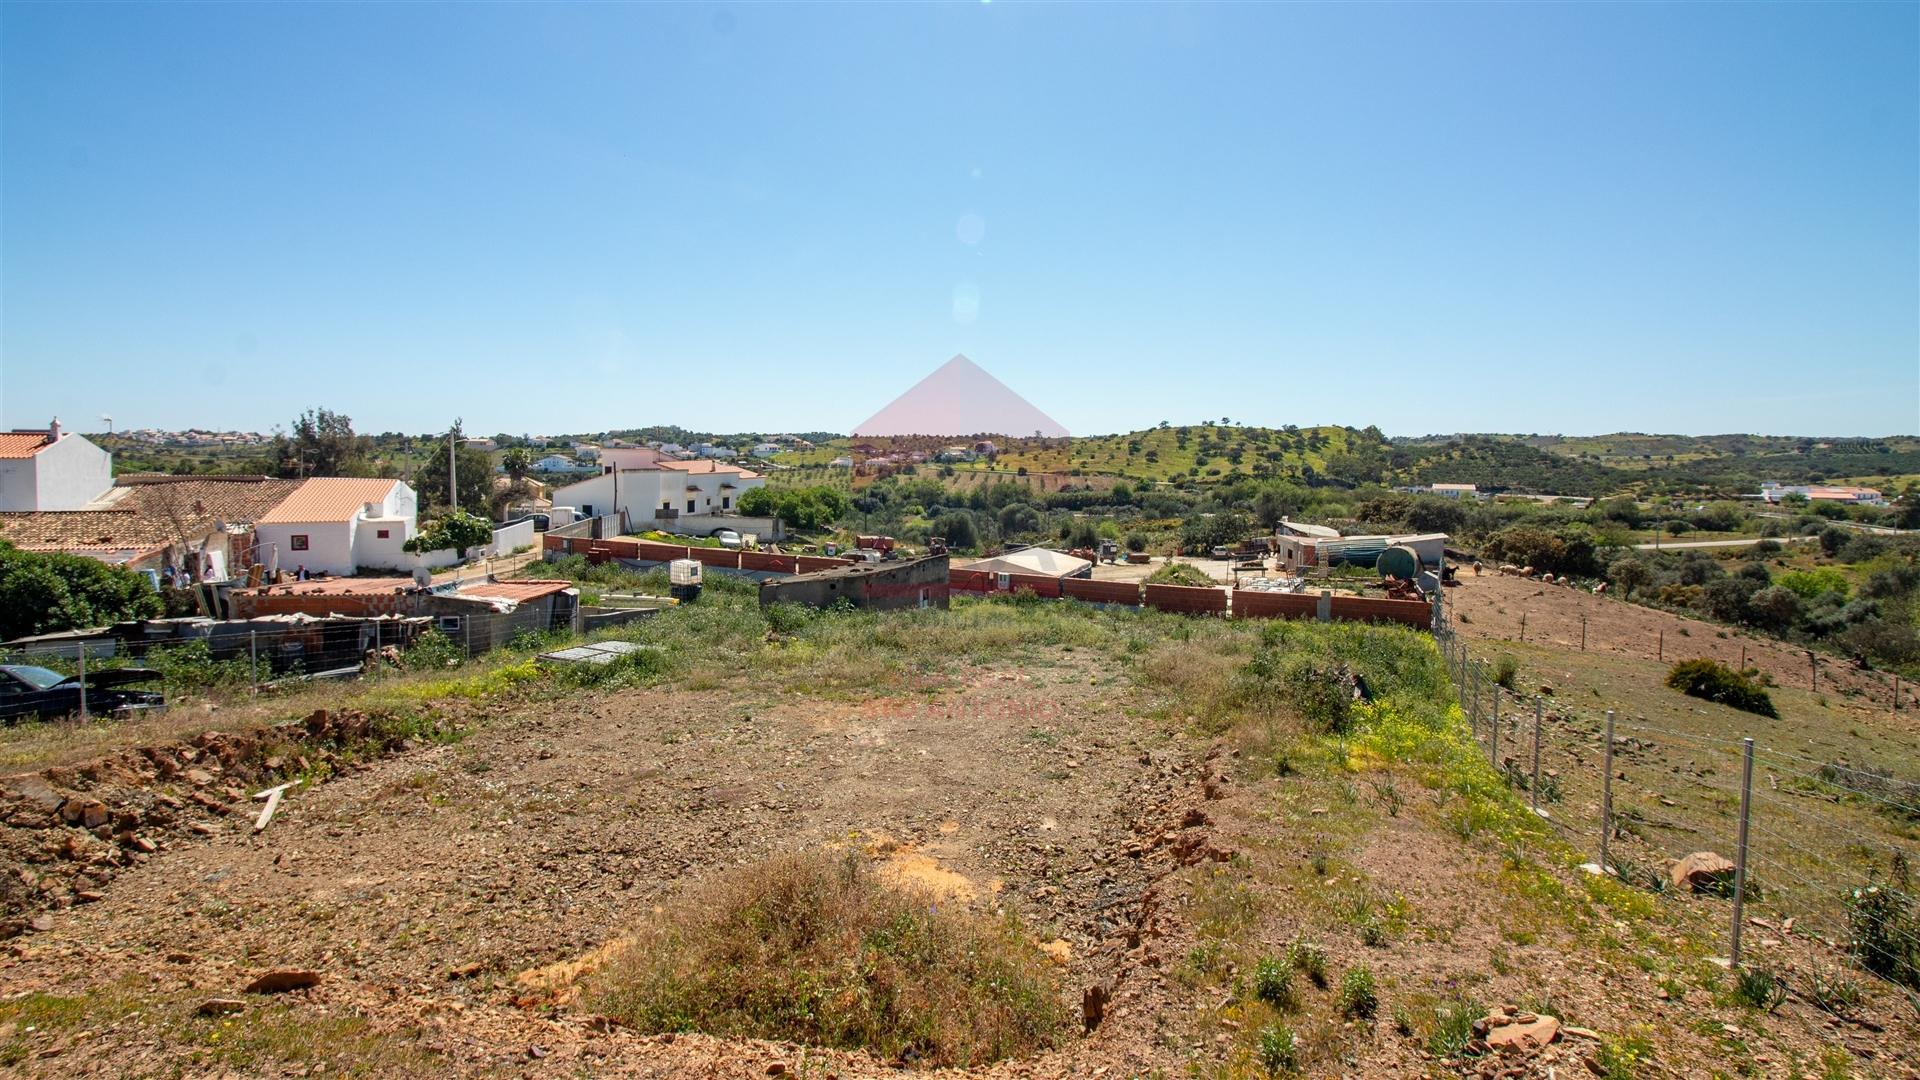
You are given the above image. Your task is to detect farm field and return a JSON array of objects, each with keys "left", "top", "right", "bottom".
[{"left": 0, "top": 589, "right": 1913, "bottom": 1078}]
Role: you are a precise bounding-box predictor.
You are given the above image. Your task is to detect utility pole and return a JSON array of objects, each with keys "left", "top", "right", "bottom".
[{"left": 449, "top": 429, "right": 458, "bottom": 512}]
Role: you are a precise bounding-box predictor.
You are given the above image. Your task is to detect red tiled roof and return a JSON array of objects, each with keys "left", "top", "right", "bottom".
[
  {"left": 458, "top": 579, "right": 575, "bottom": 603},
  {"left": 658, "top": 459, "right": 760, "bottom": 479},
  {"left": 257, "top": 478, "right": 403, "bottom": 525},
  {"left": 0, "top": 477, "right": 302, "bottom": 552},
  {"left": 0, "top": 432, "right": 54, "bottom": 459}
]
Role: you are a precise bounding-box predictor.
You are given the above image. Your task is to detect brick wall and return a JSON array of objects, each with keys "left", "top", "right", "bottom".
[
  {"left": 1062, "top": 577, "right": 1143, "bottom": 606},
  {"left": 1143, "top": 583, "right": 1228, "bottom": 615}
]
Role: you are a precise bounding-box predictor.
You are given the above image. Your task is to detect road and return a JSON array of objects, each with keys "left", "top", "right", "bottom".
[{"left": 1631, "top": 535, "right": 1816, "bottom": 551}]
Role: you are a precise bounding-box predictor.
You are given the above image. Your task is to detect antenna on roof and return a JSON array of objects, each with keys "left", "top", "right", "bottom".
[{"left": 100, "top": 414, "right": 114, "bottom": 434}]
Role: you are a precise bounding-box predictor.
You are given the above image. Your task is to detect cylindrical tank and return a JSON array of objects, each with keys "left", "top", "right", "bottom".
[{"left": 1376, "top": 544, "right": 1421, "bottom": 581}]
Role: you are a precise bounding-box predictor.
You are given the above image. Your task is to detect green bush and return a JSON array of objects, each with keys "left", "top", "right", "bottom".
[
  {"left": 1731, "top": 966, "right": 1785, "bottom": 1011},
  {"left": 1664, "top": 659, "right": 1778, "bottom": 718},
  {"left": 1145, "top": 561, "right": 1216, "bottom": 588},
  {"left": 402, "top": 629, "right": 465, "bottom": 671},
  {"left": 1492, "top": 654, "right": 1518, "bottom": 690},
  {"left": 1846, "top": 882, "right": 1919, "bottom": 988},
  {"left": 1254, "top": 1024, "right": 1298, "bottom": 1075},
  {"left": 0, "top": 544, "right": 162, "bottom": 639},
  {"left": 1338, "top": 966, "right": 1377, "bottom": 1018},
  {"left": 1286, "top": 940, "right": 1328, "bottom": 987},
  {"left": 404, "top": 511, "right": 493, "bottom": 554},
  {"left": 1251, "top": 955, "right": 1294, "bottom": 1008}
]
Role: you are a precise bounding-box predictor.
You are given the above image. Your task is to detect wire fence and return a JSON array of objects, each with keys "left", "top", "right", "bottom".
[
  {"left": 1433, "top": 599, "right": 1920, "bottom": 991},
  {"left": 1468, "top": 575, "right": 1918, "bottom": 715},
  {"left": 0, "top": 604, "right": 575, "bottom": 722}
]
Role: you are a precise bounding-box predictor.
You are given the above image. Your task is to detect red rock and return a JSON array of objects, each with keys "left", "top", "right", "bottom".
[
  {"left": 245, "top": 969, "right": 322, "bottom": 993},
  {"left": 197, "top": 998, "right": 246, "bottom": 1016},
  {"left": 1486, "top": 1014, "right": 1560, "bottom": 1052},
  {"left": 1669, "top": 852, "right": 1736, "bottom": 892}
]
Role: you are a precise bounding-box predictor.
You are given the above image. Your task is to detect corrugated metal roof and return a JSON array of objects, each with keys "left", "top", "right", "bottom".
[
  {"left": 0, "top": 432, "right": 53, "bottom": 459},
  {"left": 257, "top": 478, "right": 402, "bottom": 525},
  {"left": 963, "top": 548, "right": 1092, "bottom": 578}
]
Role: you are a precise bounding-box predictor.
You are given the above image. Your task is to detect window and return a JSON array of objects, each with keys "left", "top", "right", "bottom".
[
  {"left": 290, "top": 534, "right": 309, "bottom": 551},
  {"left": 376, "top": 529, "right": 390, "bottom": 539},
  {"left": 722, "top": 496, "right": 731, "bottom": 510},
  {"left": 686, "top": 498, "right": 696, "bottom": 513}
]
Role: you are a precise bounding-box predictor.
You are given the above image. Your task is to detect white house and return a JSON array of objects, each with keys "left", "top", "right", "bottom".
[
  {"left": 252, "top": 477, "right": 418, "bottom": 576},
  {"left": 750, "top": 443, "right": 782, "bottom": 459},
  {"left": 0, "top": 421, "right": 113, "bottom": 511},
  {"left": 549, "top": 458, "right": 767, "bottom": 533},
  {"left": 531, "top": 454, "right": 587, "bottom": 475}
]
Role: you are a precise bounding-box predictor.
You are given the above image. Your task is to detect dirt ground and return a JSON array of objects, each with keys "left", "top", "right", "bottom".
[{"left": 2, "top": 619, "right": 1914, "bottom": 1078}]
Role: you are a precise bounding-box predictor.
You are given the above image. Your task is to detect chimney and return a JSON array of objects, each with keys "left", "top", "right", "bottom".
[{"left": 48, "top": 417, "right": 61, "bottom": 442}]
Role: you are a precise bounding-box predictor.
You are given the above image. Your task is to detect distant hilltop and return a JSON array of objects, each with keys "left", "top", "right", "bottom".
[{"left": 853, "top": 355, "right": 1068, "bottom": 439}]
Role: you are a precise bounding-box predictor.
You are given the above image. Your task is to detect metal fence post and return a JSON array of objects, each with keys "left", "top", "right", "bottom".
[
  {"left": 77, "top": 645, "right": 88, "bottom": 722},
  {"left": 1491, "top": 682, "right": 1501, "bottom": 765},
  {"left": 1599, "top": 710, "right": 1615, "bottom": 871},
  {"left": 249, "top": 631, "right": 259, "bottom": 696},
  {"left": 464, "top": 616, "right": 472, "bottom": 657},
  {"left": 1730, "top": 737, "right": 1755, "bottom": 968},
  {"left": 1581, "top": 615, "right": 1587, "bottom": 651},
  {"left": 1530, "top": 697, "right": 1543, "bottom": 813}
]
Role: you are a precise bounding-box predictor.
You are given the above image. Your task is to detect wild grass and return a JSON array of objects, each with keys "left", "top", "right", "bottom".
[{"left": 581, "top": 851, "right": 1065, "bottom": 1067}]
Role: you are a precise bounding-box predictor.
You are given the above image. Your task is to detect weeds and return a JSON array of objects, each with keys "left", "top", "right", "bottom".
[
  {"left": 582, "top": 851, "right": 1065, "bottom": 1067},
  {"left": 1804, "top": 968, "right": 1863, "bottom": 1016},
  {"left": 1845, "top": 881, "right": 1919, "bottom": 988},
  {"left": 1592, "top": 1029, "right": 1656, "bottom": 1080},
  {"left": 1731, "top": 966, "right": 1786, "bottom": 1012},
  {"left": 1426, "top": 992, "right": 1483, "bottom": 1058},
  {"left": 1252, "top": 955, "right": 1295, "bottom": 1008},
  {"left": 1286, "top": 940, "right": 1328, "bottom": 988},
  {"left": 1338, "top": 966, "right": 1377, "bottom": 1019},
  {"left": 1253, "top": 1023, "right": 1299, "bottom": 1075}
]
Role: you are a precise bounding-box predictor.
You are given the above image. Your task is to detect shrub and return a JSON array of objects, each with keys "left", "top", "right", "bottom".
[
  {"left": 1665, "top": 659, "right": 1778, "bottom": 718},
  {"left": 1492, "top": 655, "right": 1518, "bottom": 690},
  {"left": 1338, "top": 966, "right": 1377, "bottom": 1018},
  {"left": 1846, "top": 882, "right": 1919, "bottom": 988},
  {"left": 0, "top": 544, "right": 161, "bottom": 639},
  {"left": 1286, "top": 940, "right": 1328, "bottom": 987},
  {"left": 402, "top": 629, "right": 465, "bottom": 671},
  {"left": 583, "top": 852, "right": 1065, "bottom": 1066},
  {"left": 1254, "top": 1023, "right": 1299, "bottom": 1075},
  {"left": 404, "top": 511, "right": 493, "bottom": 554},
  {"left": 1252, "top": 955, "right": 1294, "bottom": 1007},
  {"left": 1124, "top": 531, "right": 1147, "bottom": 553},
  {"left": 1426, "top": 993, "right": 1483, "bottom": 1057},
  {"left": 1145, "top": 561, "right": 1216, "bottom": 588}
]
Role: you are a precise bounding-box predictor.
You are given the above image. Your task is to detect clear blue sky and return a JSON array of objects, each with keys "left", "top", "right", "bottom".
[{"left": 3, "top": 2, "right": 1915, "bottom": 439}]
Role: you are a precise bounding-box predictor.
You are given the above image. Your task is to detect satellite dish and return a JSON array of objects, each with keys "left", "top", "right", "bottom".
[{"left": 412, "top": 568, "right": 432, "bottom": 588}]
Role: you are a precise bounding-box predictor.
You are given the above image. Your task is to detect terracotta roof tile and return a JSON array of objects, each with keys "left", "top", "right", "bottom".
[
  {"left": 0, "top": 432, "right": 53, "bottom": 459},
  {"left": 0, "top": 477, "right": 303, "bottom": 552},
  {"left": 257, "top": 478, "right": 403, "bottom": 525},
  {"left": 458, "top": 579, "right": 575, "bottom": 603}
]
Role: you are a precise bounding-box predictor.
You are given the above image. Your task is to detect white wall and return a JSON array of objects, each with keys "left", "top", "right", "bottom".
[
  {"left": 255, "top": 522, "right": 356, "bottom": 576},
  {"left": 0, "top": 460, "right": 35, "bottom": 511},
  {"left": 493, "top": 517, "right": 537, "bottom": 554},
  {"left": 353, "top": 516, "right": 413, "bottom": 570},
  {"left": 0, "top": 436, "right": 113, "bottom": 511}
]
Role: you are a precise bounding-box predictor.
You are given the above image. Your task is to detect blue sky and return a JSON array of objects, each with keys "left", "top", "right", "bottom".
[{"left": 2, "top": 2, "right": 1914, "bottom": 439}]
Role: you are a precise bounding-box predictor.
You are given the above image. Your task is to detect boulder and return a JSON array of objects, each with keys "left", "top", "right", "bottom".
[
  {"left": 1485, "top": 1013, "right": 1560, "bottom": 1052},
  {"left": 245, "top": 969, "right": 322, "bottom": 994},
  {"left": 1669, "top": 851, "right": 1736, "bottom": 892}
]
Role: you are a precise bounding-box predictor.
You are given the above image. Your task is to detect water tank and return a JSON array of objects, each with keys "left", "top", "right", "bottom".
[{"left": 1376, "top": 545, "right": 1421, "bottom": 581}]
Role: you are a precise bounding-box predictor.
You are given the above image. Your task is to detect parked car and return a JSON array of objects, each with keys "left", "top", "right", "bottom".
[
  {"left": 710, "top": 528, "right": 742, "bottom": 549},
  {"left": 0, "top": 664, "right": 167, "bottom": 724}
]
